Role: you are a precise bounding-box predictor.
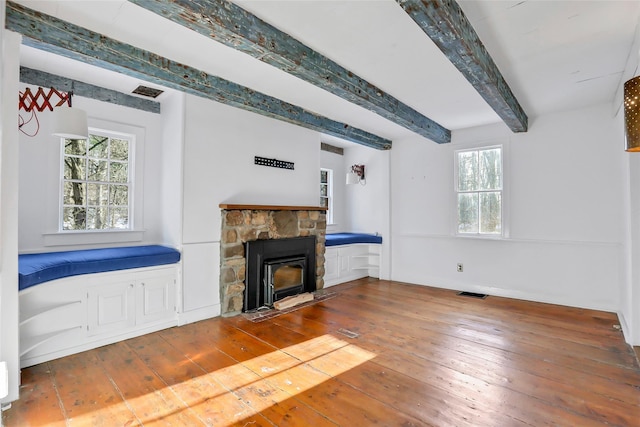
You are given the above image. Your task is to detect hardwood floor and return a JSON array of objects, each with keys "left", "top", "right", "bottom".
[{"left": 4, "top": 278, "right": 640, "bottom": 426}]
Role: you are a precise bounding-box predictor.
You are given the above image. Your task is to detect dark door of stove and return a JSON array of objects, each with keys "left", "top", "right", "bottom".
[
  {"left": 265, "top": 257, "right": 306, "bottom": 306},
  {"left": 244, "top": 236, "right": 316, "bottom": 311}
]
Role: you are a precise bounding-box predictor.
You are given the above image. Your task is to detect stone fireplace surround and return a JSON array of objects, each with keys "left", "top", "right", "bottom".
[{"left": 219, "top": 204, "right": 327, "bottom": 315}]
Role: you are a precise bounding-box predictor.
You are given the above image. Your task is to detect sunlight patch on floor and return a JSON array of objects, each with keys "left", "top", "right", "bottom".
[{"left": 114, "top": 334, "right": 377, "bottom": 426}]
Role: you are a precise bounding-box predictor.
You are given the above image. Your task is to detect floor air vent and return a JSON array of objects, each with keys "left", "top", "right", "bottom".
[{"left": 457, "top": 291, "right": 488, "bottom": 299}]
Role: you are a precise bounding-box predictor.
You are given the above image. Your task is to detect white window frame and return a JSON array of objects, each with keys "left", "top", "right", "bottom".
[
  {"left": 59, "top": 127, "right": 135, "bottom": 232},
  {"left": 320, "top": 168, "right": 334, "bottom": 224},
  {"left": 454, "top": 144, "right": 506, "bottom": 238}
]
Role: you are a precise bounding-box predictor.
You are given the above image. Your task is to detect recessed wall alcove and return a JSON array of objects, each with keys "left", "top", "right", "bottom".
[{"left": 219, "top": 204, "right": 327, "bottom": 315}]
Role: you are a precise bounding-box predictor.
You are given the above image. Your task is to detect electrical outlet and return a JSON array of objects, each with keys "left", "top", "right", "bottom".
[{"left": 457, "top": 263, "right": 463, "bottom": 272}]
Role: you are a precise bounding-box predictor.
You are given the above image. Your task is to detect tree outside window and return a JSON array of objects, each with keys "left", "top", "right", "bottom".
[
  {"left": 62, "top": 131, "right": 132, "bottom": 231},
  {"left": 456, "top": 146, "right": 502, "bottom": 235}
]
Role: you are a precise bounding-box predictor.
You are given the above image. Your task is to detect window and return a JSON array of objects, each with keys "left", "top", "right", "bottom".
[
  {"left": 320, "top": 168, "right": 333, "bottom": 224},
  {"left": 456, "top": 146, "right": 502, "bottom": 236},
  {"left": 61, "top": 130, "right": 133, "bottom": 231}
]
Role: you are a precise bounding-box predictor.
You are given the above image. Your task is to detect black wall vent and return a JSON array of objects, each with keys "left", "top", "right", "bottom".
[
  {"left": 457, "top": 291, "right": 488, "bottom": 299},
  {"left": 132, "top": 85, "right": 164, "bottom": 98}
]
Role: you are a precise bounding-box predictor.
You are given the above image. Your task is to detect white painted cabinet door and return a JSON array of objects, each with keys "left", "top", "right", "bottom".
[
  {"left": 136, "top": 274, "right": 176, "bottom": 325},
  {"left": 87, "top": 281, "right": 136, "bottom": 337},
  {"left": 324, "top": 248, "right": 339, "bottom": 282},
  {"left": 181, "top": 243, "right": 220, "bottom": 312}
]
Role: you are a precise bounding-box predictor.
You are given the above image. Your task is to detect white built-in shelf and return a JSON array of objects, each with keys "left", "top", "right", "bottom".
[
  {"left": 20, "top": 326, "right": 83, "bottom": 357},
  {"left": 20, "top": 300, "right": 83, "bottom": 326}
]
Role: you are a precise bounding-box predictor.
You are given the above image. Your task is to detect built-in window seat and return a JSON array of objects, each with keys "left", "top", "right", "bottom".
[
  {"left": 324, "top": 233, "right": 382, "bottom": 288},
  {"left": 18, "top": 245, "right": 181, "bottom": 368}
]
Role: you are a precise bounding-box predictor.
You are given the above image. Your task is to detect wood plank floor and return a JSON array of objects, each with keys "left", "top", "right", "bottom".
[{"left": 4, "top": 278, "right": 640, "bottom": 426}]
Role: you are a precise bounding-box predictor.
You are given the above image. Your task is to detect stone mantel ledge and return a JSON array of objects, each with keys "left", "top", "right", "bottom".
[{"left": 219, "top": 204, "right": 327, "bottom": 211}]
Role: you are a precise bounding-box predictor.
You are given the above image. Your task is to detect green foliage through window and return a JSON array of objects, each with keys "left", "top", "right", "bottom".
[
  {"left": 456, "top": 147, "right": 502, "bottom": 235},
  {"left": 320, "top": 168, "right": 333, "bottom": 224},
  {"left": 62, "top": 131, "right": 132, "bottom": 231}
]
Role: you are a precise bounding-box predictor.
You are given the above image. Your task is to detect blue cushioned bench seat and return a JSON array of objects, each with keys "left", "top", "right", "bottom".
[
  {"left": 19, "top": 245, "right": 181, "bottom": 291},
  {"left": 325, "top": 233, "right": 382, "bottom": 247}
]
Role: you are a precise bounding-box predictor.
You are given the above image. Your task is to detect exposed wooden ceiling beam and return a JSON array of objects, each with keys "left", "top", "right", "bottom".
[
  {"left": 5, "top": 2, "right": 392, "bottom": 150},
  {"left": 20, "top": 67, "right": 161, "bottom": 114},
  {"left": 129, "top": 0, "right": 451, "bottom": 144},
  {"left": 397, "top": 0, "right": 528, "bottom": 133}
]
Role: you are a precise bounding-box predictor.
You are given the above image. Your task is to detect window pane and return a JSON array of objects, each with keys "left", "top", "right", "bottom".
[
  {"left": 88, "top": 135, "right": 109, "bottom": 159},
  {"left": 64, "top": 139, "right": 86, "bottom": 156},
  {"left": 109, "top": 207, "right": 129, "bottom": 229},
  {"left": 479, "top": 148, "right": 502, "bottom": 190},
  {"left": 87, "top": 183, "right": 109, "bottom": 206},
  {"left": 458, "top": 151, "right": 478, "bottom": 191},
  {"left": 320, "top": 197, "right": 328, "bottom": 208},
  {"left": 457, "top": 193, "right": 478, "bottom": 233},
  {"left": 64, "top": 156, "right": 86, "bottom": 180},
  {"left": 480, "top": 192, "right": 502, "bottom": 234},
  {"left": 86, "top": 207, "right": 108, "bottom": 230},
  {"left": 110, "top": 161, "right": 128, "bottom": 183},
  {"left": 320, "top": 170, "right": 328, "bottom": 184},
  {"left": 320, "top": 184, "right": 327, "bottom": 197},
  {"left": 63, "top": 182, "right": 85, "bottom": 205},
  {"left": 61, "top": 131, "right": 133, "bottom": 232},
  {"left": 110, "top": 138, "right": 129, "bottom": 161},
  {"left": 110, "top": 185, "right": 129, "bottom": 206},
  {"left": 88, "top": 159, "right": 108, "bottom": 181},
  {"left": 63, "top": 207, "right": 86, "bottom": 230}
]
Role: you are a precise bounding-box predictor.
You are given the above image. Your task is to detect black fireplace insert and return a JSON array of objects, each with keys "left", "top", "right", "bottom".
[{"left": 244, "top": 236, "right": 316, "bottom": 311}]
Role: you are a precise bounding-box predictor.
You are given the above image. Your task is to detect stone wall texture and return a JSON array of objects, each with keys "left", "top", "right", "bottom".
[{"left": 220, "top": 209, "right": 326, "bottom": 315}]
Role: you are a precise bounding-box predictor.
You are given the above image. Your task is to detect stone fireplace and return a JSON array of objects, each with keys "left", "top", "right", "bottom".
[{"left": 219, "top": 204, "right": 326, "bottom": 315}]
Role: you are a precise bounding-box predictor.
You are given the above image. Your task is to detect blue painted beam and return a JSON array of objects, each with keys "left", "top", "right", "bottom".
[
  {"left": 20, "top": 67, "right": 161, "bottom": 114},
  {"left": 5, "top": 2, "right": 391, "bottom": 150},
  {"left": 397, "top": 0, "right": 528, "bottom": 132},
  {"left": 129, "top": 0, "right": 451, "bottom": 144}
]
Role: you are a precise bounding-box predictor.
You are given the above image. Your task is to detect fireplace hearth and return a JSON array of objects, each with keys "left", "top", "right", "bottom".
[{"left": 245, "top": 236, "right": 316, "bottom": 311}]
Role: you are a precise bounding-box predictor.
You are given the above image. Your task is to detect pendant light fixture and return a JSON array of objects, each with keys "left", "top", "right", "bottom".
[
  {"left": 51, "top": 91, "right": 88, "bottom": 140},
  {"left": 624, "top": 75, "right": 640, "bottom": 152}
]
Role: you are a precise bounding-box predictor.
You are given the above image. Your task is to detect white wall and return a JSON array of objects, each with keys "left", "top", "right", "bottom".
[
  {"left": 344, "top": 144, "right": 391, "bottom": 236},
  {"left": 1, "top": 27, "right": 20, "bottom": 404},
  {"left": 344, "top": 144, "right": 391, "bottom": 279},
  {"left": 17, "top": 85, "right": 166, "bottom": 253},
  {"left": 390, "top": 103, "right": 627, "bottom": 315},
  {"left": 182, "top": 95, "right": 321, "bottom": 244},
  {"left": 179, "top": 94, "right": 322, "bottom": 320},
  {"left": 159, "top": 91, "right": 185, "bottom": 248},
  {"left": 616, "top": 22, "right": 640, "bottom": 345}
]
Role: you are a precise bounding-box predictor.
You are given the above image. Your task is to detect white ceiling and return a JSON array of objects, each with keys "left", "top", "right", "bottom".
[{"left": 15, "top": 0, "right": 640, "bottom": 147}]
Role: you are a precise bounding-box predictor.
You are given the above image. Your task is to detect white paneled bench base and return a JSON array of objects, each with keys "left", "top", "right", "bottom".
[
  {"left": 324, "top": 233, "right": 382, "bottom": 288},
  {"left": 19, "top": 246, "right": 180, "bottom": 368}
]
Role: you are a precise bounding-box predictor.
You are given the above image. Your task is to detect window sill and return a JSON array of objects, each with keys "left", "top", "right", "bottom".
[
  {"left": 43, "top": 230, "right": 145, "bottom": 247},
  {"left": 455, "top": 233, "right": 506, "bottom": 241}
]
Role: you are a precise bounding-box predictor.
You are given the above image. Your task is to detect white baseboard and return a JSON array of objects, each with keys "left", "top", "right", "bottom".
[{"left": 178, "top": 304, "right": 221, "bottom": 326}]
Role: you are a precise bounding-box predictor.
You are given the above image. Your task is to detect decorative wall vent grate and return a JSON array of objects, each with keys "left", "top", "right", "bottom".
[
  {"left": 457, "top": 291, "right": 488, "bottom": 299},
  {"left": 255, "top": 156, "right": 294, "bottom": 170},
  {"left": 132, "top": 85, "right": 164, "bottom": 98}
]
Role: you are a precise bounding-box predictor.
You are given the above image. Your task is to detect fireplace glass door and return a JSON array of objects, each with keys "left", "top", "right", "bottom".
[{"left": 264, "top": 256, "right": 306, "bottom": 306}]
